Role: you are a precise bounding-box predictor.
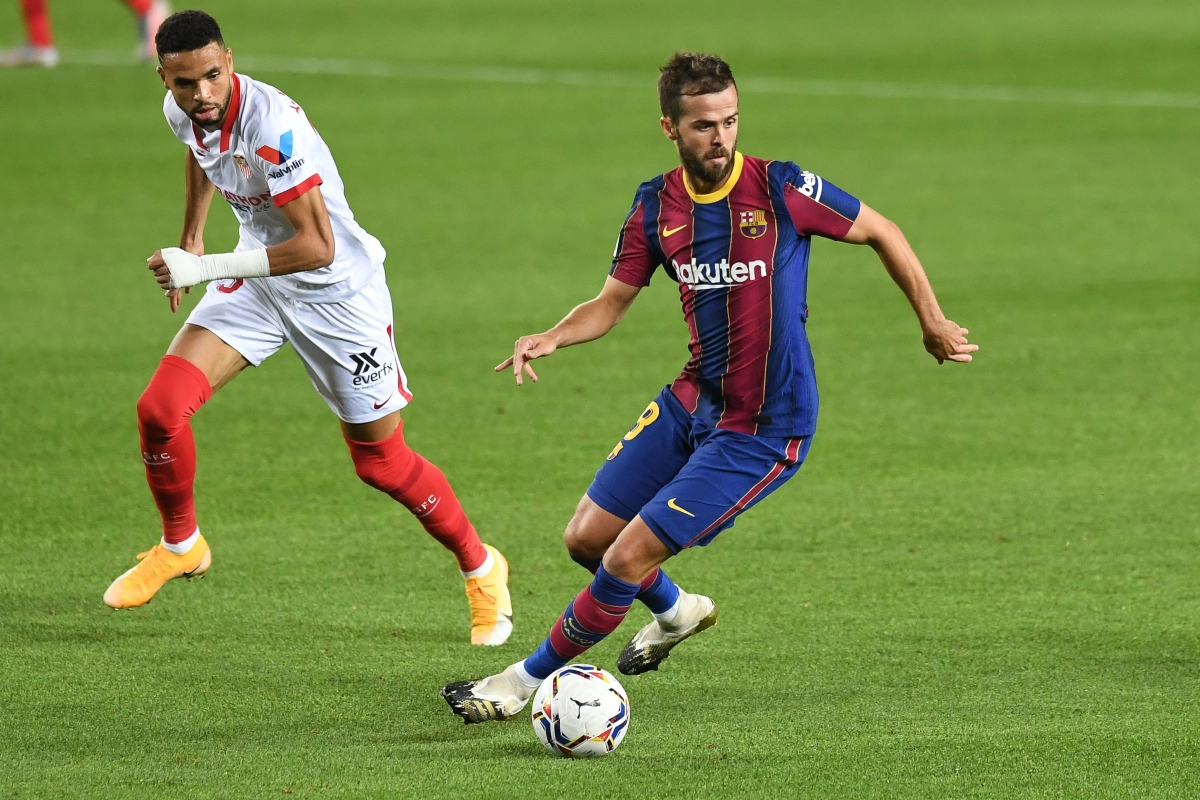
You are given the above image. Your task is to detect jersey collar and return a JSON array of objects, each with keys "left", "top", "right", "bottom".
[
  {"left": 186, "top": 73, "right": 243, "bottom": 154},
  {"left": 683, "top": 151, "right": 744, "bottom": 204},
  {"left": 191, "top": 122, "right": 207, "bottom": 151},
  {"left": 218, "top": 74, "right": 242, "bottom": 153}
]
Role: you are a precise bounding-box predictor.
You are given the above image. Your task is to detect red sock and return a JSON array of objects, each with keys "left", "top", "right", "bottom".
[
  {"left": 346, "top": 421, "right": 487, "bottom": 573},
  {"left": 21, "top": 0, "right": 54, "bottom": 47},
  {"left": 137, "top": 356, "right": 212, "bottom": 544},
  {"left": 123, "top": 0, "right": 152, "bottom": 16}
]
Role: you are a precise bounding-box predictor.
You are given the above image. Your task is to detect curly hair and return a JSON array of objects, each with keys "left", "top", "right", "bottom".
[
  {"left": 657, "top": 52, "right": 737, "bottom": 121},
  {"left": 155, "top": 10, "right": 224, "bottom": 59}
]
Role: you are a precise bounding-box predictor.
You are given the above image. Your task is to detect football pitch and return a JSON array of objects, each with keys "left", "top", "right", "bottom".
[{"left": 2, "top": 0, "right": 1198, "bottom": 796}]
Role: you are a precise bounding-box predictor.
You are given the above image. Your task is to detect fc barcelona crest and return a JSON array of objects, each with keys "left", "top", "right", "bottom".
[
  {"left": 233, "top": 154, "right": 253, "bottom": 180},
  {"left": 739, "top": 209, "right": 768, "bottom": 239}
]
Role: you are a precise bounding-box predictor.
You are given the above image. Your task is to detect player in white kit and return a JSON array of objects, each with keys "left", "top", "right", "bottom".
[{"left": 103, "top": 11, "right": 514, "bottom": 647}]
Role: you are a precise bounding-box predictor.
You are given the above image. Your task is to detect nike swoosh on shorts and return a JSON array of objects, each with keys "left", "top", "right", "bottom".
[{"left": 667, "top": 498, "right": 695, "bottom": 517}]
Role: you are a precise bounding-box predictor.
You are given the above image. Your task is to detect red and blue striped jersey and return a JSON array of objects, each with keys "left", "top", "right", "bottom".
[{"left": 609, "top": 152, "right": 861, "bottom": 437}]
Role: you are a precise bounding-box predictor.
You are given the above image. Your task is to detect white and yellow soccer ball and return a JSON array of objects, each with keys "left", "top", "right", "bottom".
[{"left": 531, "top": 664, "right": 630, "bottom": 758}]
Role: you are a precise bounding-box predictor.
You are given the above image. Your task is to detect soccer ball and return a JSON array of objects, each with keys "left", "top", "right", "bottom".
[{"left": 531, "top": 664, "right": 630, "bottom": 758}]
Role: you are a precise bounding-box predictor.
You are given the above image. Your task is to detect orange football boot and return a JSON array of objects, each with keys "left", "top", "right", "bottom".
[
  {"left": 103, "top": 535, "right": 211, "bottom": 609},
  {"left": 465, "top": 544, "right": 513, "bottom": 645}
]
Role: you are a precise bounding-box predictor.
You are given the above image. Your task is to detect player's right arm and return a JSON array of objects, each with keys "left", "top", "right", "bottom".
[
  {"left": 496, "top": 277, "right": 641, "bottom": 386},
  {"left": 498, "top": 187, "right": 659, "bottom": 385},
  {"left": 166, "top": 149, "right": 217, "bottom": 312}
]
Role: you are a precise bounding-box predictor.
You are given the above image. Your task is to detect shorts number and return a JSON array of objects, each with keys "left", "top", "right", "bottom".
[{"left": 606, "top": 401, "right": 660, "bottom": 461}]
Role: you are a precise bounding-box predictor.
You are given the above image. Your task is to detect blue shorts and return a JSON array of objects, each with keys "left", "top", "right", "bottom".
[{"left": 587, "top": 387, "right": 812, "bottom": 554}]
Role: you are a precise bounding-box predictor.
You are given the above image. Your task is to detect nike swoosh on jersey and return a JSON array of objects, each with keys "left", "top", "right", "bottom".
[
  {"left": 667, "top": 498, "right": 695, "bottom": 517},
  {"left": 373, "top": 393, "right": 395, "bottom": 410},
  {"left": 662, "top": 224, "right": 688, "bottom": 238}
]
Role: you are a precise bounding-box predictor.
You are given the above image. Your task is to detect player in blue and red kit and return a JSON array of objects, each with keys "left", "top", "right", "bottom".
[{"left": 443, "top": 52, "right": 978, "bottom": 722}]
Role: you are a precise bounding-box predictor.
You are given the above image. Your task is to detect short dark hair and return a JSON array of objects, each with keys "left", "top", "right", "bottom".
[
  {"left": 155, "top": 10, "right": 224, "bottom": 59},
  {"left": 658, "top": 52, "right": 737, "bottom": 122}
]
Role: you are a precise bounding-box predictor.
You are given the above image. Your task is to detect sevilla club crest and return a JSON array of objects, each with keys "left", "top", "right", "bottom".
[
  {"left": 233, "top": 154, "right": 253, "bottom": 180},
  {"left": 739, "top": 209, "right": 768, "bottom": 239}
]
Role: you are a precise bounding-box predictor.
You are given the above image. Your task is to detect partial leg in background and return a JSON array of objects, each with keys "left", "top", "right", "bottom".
[{"left": 1, "top": 0, "right": 59, "bottom": 67}]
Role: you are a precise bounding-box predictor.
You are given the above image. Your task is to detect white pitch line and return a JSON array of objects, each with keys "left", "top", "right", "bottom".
[{"left": 61, "top": 49, "right": 1200, "bottom": 111}]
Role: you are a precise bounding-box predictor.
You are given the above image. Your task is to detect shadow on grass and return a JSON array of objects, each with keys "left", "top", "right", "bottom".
[
  {"left": 0, "top": 611, "right": 186, "bottom": 646},
  {"left": 494, "top": 740, "right": 550, "bottom": 759}
]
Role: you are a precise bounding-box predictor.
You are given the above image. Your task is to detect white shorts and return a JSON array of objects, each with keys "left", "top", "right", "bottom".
[{"left": 186, "top": 271, "right": 412, "bottom": 423}]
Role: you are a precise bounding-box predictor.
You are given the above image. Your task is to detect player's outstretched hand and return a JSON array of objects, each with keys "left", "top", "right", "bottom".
[
  {"left": 496, "top": 334, "right": 558, "bottom": 386},
  {"left": 922, "top": 319, "right": 978, "bottom": 364}
]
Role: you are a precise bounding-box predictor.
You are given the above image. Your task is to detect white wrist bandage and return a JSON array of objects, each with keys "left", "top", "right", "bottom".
[{"left": 161, "top": 247, "right": 271, "bottom": 289}]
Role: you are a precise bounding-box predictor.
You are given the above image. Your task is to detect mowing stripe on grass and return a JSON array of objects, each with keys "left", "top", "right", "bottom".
[{"left": 61, "top": 48, "right": 1200, "bottom": 111}]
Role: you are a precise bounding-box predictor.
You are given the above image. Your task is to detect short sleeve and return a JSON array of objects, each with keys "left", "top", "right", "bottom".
[
  {"left": 780, "top": 162, "right": 861, "bottom": 240},
  {"left": 608, "top": 190, "right": 660, "bottom": 287},
  {"left": 252, "top": 104, "right": 324, "bottom": 207}
]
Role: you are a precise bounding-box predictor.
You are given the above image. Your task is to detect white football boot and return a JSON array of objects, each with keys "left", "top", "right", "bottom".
[
  {"left": 0, "top": 43, "right": 59, "bottom": 68},
  {"left": 441, "top": 663, "right": 536, "bottom": 724},
  {"left": 616, "top": 591, "right": 718, "bottom": 675}
]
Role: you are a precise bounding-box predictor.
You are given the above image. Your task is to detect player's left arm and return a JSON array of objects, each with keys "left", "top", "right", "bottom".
[
  {"left": 147, "top": 184, "right": 334, "bottom": 290},
  {"left": 261, "top": 185, "right": 335, "bottom": 275},
  {"left": 842, "top": 204, "right": 978, "bottom": 365}
]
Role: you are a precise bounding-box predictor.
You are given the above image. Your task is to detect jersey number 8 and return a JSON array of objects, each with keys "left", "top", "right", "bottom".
[{"left": 606, "top": 401, "right": 660, "bottom": 461}]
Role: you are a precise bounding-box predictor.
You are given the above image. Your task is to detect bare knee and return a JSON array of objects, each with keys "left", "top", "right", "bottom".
[
  {"left": 600, "top": 540, "right": 640, "bottom": 582},
  {"left": 563, "top": 512, "right": 605, "bottom": 562},
  {"left": 563, "top": 495, "right": 622, "bottom": 562},
  {"left": 601, "top": 517, "right": 670, "bottom": 584}
]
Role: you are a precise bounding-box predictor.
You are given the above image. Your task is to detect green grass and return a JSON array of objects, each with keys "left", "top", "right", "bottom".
[{"left": 2, "top": 0, "right": 1199, "bottom": 796}]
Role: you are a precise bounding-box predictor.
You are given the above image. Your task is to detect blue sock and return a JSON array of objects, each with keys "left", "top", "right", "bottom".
[
  {"left": 569, "top": 552, "right": 679, "bottom": 614},
  {"left": 590, "top": 564, "right": 642, "bottom": 608},
  {"left": 522, "top": 565, "right": 640, "bottom": 681},
  {"left": 638, "top": 568, "right": 681, "bottom": 615}
]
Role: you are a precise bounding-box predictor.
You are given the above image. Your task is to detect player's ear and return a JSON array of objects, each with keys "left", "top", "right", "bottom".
[
  {"left": 156, "top": 65, "right": 166, "bottom": 86},
  {"left": 659, "top": 116, "right": 677, "bottom": 142},
  {"left": 224, "top": 47, "right": 234, "bottom": 73}
]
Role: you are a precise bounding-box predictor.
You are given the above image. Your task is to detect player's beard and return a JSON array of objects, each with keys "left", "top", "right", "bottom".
[
  {"left": 187, "top": 84, "right": 234, "bottom": 131},
  {"left": 678, "top": 138, "right": 738, "bottom": 189}
]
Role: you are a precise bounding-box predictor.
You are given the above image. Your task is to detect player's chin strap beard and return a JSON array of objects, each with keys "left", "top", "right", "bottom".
[
  {"left": 190, "top": 101, "right": 227, "bottom": 131},
  {"left": 680, "top": 144, "right": 736, "bottom": 188},
  {"left": 190, "top": 80, "right": 239, "bottom": 135}
]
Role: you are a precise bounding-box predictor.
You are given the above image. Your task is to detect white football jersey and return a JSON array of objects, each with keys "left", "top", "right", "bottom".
[{"left": 164, "top": 73, "right": 385, "bottom": 303}]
